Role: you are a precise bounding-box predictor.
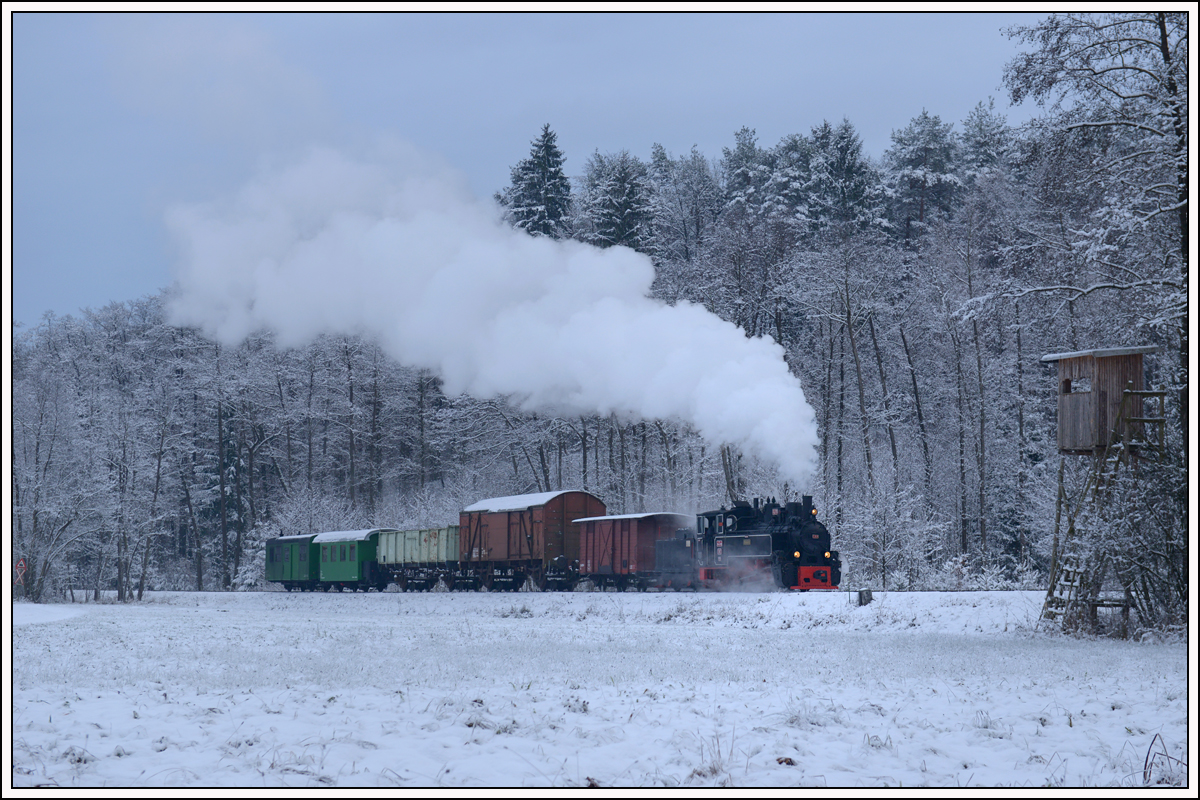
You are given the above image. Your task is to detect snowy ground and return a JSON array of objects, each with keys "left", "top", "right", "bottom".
[{"left": 9, "top": 588, "right": 1191, "bottom": 789}]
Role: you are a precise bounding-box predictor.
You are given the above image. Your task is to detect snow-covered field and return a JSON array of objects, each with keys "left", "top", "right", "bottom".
[{"left": 9, "top": 589, "right": 1190, "bottom": 789}]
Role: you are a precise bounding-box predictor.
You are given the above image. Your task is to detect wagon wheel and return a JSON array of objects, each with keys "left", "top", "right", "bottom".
[
  {"left": 480, "top": 569, "right": 494, "bottom": 592},
  {"left": 443, "top": 575, "right": 456, "bottom": 592}
]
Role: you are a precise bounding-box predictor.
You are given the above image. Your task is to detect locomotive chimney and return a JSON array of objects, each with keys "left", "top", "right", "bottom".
[{"left": 801, "top": 495, "right": 815, "bottom": 517}]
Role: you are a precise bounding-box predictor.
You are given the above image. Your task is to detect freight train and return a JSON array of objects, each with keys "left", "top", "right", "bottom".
[{"left": 265, "top": 490, "right": 840, "bottom": 593}]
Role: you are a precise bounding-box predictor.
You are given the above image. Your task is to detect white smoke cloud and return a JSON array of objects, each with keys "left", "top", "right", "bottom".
[{"left": 166, "top": 143, "right": 819, "bottom": 483}]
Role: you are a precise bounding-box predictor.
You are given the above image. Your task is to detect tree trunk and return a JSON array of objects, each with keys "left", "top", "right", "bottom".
[
  {"left": 963, "top": 228, "right": 987, "bottom": 561},
  {"left": 345, "top": 344, "right": 356, "bottom": 508},
  {"left": 843, "top": 283, "right": 875, "bottom": 495},
  {"left": 180, "top": 463, "right": 204, "bottom": 591},
  {"left": 821, "top": 317, "right": 833, "bottom": 512},
  {"left": 1155, "top": 11, "right": 1188, "bottom": 466},
  {"left": 899, "top": 325, "right": 933, "bottom": 508},
  {"left": 952, "top": 330, "right": 970, "bottom": 556},
  {"left": 217, "top": 346, "right": 229, "bottom": 590},
  {"left": 835, "top": 324, "right": 846, "bottom": 533},
  {"left": 721, "top": 445, "right": 740, "bottom": 505},
  {"left": 868, "top": 314, "right": 901, "bottom": 500},
  {"left": 1015, "top": 300, "right": 1028, "bottom": 564},
  {"left": 579, "top": 416, "right": 588, "bottom": 491},
  {"left": 638, "top": 422, "right": 648, "bottom": 513}
]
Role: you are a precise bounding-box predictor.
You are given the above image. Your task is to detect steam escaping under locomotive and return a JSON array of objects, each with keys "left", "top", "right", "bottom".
[{"left": 266, "top": 490, "right": 840, "bottom": 593}]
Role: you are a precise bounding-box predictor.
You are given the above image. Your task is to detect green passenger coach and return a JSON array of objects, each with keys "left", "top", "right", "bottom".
[
  {"left": 313, "top": 529, "right": 398, "bottom": 592},
  {"left": 265, "top": 534, "right": 320, "bottom": 591}
]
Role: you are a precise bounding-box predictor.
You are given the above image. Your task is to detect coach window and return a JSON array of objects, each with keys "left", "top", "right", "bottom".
[
  {"left": 349, "top": 544, "right": 356, "bottom": 561},
  {"left": 322, "top": 546, "right": 328, "bottom": 563}
]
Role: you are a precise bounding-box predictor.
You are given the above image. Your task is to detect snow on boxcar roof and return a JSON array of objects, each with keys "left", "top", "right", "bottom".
[
  {"left": 311, "top": 529, "right": 396, "bottom": 543},
  {"left": 573, "top": 512, "right": 693, "bottom": 523},
  {"left": 463, "top": 490, "right": 594, "bottom": 514}
]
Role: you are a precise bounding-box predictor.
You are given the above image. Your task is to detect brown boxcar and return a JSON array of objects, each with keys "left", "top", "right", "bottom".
[
  {"left": 458, "top": 490, "right": 606, "bottom": 590},
  {"left": 575, "top": 512, "right": 693, "bottom": 590}
]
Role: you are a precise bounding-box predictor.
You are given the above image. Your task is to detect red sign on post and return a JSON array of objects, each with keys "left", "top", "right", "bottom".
[{"left": 15, "top": 558, "right": 27, "bottom": 585}]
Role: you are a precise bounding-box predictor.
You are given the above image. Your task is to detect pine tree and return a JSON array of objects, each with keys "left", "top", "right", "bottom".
[
  {"left": 721, "top": 127, "right": 775, "bottom": 220},
  {"left": 805, "top": 118, "right": 887, "bottom": 232},
  {"left": 647, "top": 143, "right": 722, "bottom": 265},
  {"left": 959, "top": 99, "right": 1012, "bottom": 181},
  {"left": 495, "top": 124, "right": 572, "bottom": 239},
  {"left": 885, "top": 110, "right": 962, "bottom": 241},
  {"left": 576, "top": 150, "right": 653, "bottom": 253}
]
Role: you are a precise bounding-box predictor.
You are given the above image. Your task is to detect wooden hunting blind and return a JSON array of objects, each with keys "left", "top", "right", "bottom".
[
  {"left": 1039, "top": 345, "right": 1164, "bottom": 632},
  {"left": 1040, "top": 346, "right": 1160, "bottom": 455}
]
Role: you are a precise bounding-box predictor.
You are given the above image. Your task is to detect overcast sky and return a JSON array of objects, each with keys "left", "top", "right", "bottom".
[{"left": 10, "top": 10, "right": 1046, "bottom": 328}]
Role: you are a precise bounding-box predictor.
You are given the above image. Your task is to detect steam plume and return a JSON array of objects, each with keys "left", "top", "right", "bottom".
[{"left": 167, "top": 144, "right": 819, "bottom": 483}]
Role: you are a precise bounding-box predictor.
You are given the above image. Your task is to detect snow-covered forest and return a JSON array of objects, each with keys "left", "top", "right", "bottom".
[{"left": 11, "top": 14, "right": 1187, "bottom": 627}]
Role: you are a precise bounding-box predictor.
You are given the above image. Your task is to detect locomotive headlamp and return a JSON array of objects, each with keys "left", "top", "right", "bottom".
[
  {"left": 793, "top": 551, "right": 801, "bottom": 559},
  {"left": 825, "top": 551, "right": 831, "bottom": 559}
]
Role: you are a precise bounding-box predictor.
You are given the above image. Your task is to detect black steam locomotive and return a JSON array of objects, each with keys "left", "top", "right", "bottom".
[{"left": 654, "top": 496, "right": 841, "bottom": 591}]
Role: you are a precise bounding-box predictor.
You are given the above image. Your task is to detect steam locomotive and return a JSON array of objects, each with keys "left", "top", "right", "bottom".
[
  {"left": 265, "top": 490, "right": 840, "bottom": 593},
  {"left": 655, "top": 496, "right": 841, "bottom": 591}
]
